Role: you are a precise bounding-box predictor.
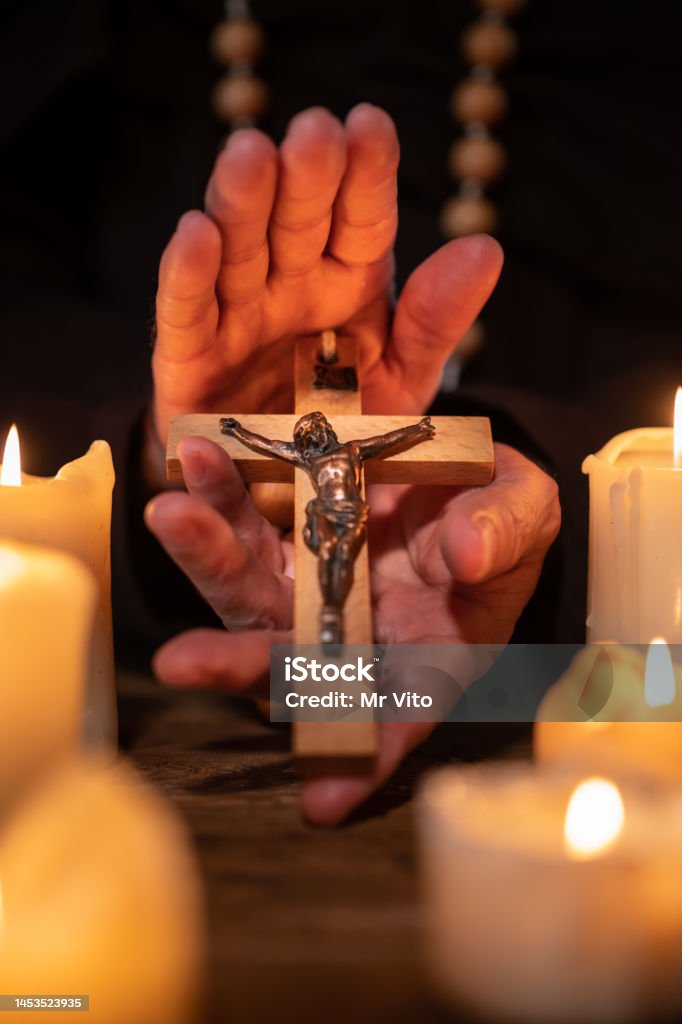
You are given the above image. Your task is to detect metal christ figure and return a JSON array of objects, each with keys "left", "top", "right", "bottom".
[{"left": 220, "top": 411, "right": 435, "bottom": 645}]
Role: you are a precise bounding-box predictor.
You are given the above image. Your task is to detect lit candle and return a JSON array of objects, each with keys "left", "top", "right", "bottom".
[
  {"left": 583, "top": 388, "right": 682, "bottom": 643},
  {"left": 535, "top": 640, "right": 682, "bottom": 781},
  {"left": 0, "top": 540, "right": 96, "bottom": 806},
  {"left": 0, "top": 756, "right": 204, "bottom": 1024},
  {"left": 0, "top": 426, "right": 115, "bottom": 746},
  {"left": 418, "top": 766, "right": 682, "bottom": 1024}
]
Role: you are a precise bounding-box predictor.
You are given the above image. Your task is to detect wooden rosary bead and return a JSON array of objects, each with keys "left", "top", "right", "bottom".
[
  {"left": 439, "top": 195, "right": 498, "bottom": 238},
  {"left": 451, "top": 79, "right": 507, "bottom": 125},
  {"left": 476, "top": 0, "right": 525, "bottom": 13},
  {"left": 448, "top": 136, "right": 506, "bottom": 184},
  {"left": 210, "top": 19, "right": 265, "bottom": 64},
  {"left": 212, "top": 74, "right": 268, "bottom": 121},
  {"left": 461, "top": 21, "right": 517, "bottom": 68}
]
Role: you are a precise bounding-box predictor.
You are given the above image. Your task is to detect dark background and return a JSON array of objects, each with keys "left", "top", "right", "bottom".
[{"left": 1, "top": 0, "right": 681, "bottom": 652}]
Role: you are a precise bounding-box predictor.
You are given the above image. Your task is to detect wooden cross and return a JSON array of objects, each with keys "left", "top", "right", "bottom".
[{"left": 166, "top": 332, "right": 494, "bottom": 775}]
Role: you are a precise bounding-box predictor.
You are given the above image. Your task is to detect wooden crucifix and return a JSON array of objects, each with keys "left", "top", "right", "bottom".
[{"left": 166, "top": 331, "right": 494, "bottom": 775}]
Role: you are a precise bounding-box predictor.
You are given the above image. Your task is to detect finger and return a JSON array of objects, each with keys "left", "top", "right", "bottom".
[
  {"left": 144, "top": 491, "right": 293, "bottom": 629},
  {"left": 177, "top": 437, "right": 285, "bottom": 570},
  {"left": 301, "top": 722, "right": 434, "bottom": 827},
  {"left": 205, "top": 129, "right": 277, "bottom": 305},
  {"left": 154, "top": 211, "right": 221, "bottom": 361},
  {"left": 153, "top": 627, "right": 289, "bottom": 695},
  {"left": 439, "top": 443, "right": 561, "bottom": 585},
  {"left": 269, "top": 108, "right": 346, "bottom": 276},
  {"left": 327, "top": 103, "right": 399, "bottom": 267},
  {"left": 366, "top": 235, "right": 503, "bottom": 413}
]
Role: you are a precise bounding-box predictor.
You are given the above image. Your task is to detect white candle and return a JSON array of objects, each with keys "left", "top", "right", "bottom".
[
  {"left": 536, "top": 641, "right": 682, "bottom": 781},
  {"left": 0, "top": 540, "right": 96, "bottom": 806},
  {"left": 0, "top": 756, "right": 204, "bottom": 1024},
  {"left": 583, "top": 389, "right": 682, "bottom": 644},
  {"left": 0, "top": 427, "right": 116, "bottom": 746},
  {"left": 418, "top": 765, "right": 682, "bottom": 1024}
]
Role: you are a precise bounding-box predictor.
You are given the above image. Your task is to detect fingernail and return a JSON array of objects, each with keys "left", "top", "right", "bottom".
[
  {"left": 176, "top": 210, "right": 203, "bottom": 233},
  {"left": 223, "top": 129, "right": 259, "bottom": 157},
  {"left": 179, "top": 440, "right": 207, "bottom": 487},
  {"left": 152, "top": 645, "right": 186, "bottom": 686},
  {"left": 147, "top": 501, "right": 199, "bottom": 549},
  {"left": 473, "top": 513, "right": 495, "bottom": 575}
]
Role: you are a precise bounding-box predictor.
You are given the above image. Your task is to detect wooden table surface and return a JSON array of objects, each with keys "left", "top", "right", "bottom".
[{"left": 119, "top": 670, "right": 529, "bottom": 1024}]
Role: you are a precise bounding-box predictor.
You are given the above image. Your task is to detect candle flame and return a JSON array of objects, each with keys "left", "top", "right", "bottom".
[
  {"left": 564, "top": 777, "right": 624, "bottom": 859},
  {"left": 0, "top": 425, "right": 21, "bottom": 486},
  {"left": 675, "top": 388, "right": 682, "bottom": 468},
  {"left": 645, "top": 637, "right": 676, "bottom": 708}
]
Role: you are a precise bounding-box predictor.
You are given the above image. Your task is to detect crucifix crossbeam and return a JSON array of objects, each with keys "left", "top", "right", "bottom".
[
  {"left": 167, "top": 413, "right": 492, "bottom": 487},
  {"left": 166, "top": 333, "right": 494, "bottom": 775}
]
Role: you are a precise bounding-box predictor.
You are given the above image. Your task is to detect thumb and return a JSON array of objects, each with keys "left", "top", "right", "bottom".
[
  {"left": 301, "top": 721, "right": 434, "bottom": 826},
  {"left": 371, "top": 234, "right": 503, "bottom": 413},
  {"left": 439, "top": 443, "right": 561, "bottom": 585}
]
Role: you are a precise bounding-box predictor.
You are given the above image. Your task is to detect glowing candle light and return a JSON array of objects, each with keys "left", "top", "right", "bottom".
[
  {"left": 0, "top": 425, "right": 20, "bottom": 486},
  {"left": 0, "top": 540, "right": 96, "bottom": 805},
  {"left": 418, "top": 764, "right": 682, "bottom": 1024},
  {"left": 644, "top": 636, "right": 676, "bottom": 708},
  {"left": 535, "top": 641, "right": 682, "bottom": 782},
  {"left": 583, "top": 387, "right": 682, "bottom": 643},
  {"left": 0, "top": 757, "right": 204, "bottom": 1024},
  {"left": 0, "top": 426, "right": 115, "bottom": 747},
  {"left": 563, "top": 777, "right": 625, "bottom": 859}
]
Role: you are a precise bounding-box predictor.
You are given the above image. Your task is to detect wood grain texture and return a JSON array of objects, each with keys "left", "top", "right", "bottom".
[
  {"left": 119, "top": 670, "right": 530, "bottom": 1024},
  {"left": 167, "top": 414, "right": 494, "bottom": 486},
  {"left": 293, "top": 336, "right": 375, "bottom": 770}
]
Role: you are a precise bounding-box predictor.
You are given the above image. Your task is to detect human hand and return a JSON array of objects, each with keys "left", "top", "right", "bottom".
[
  {"left": 145, "top": 437, "right": 560, "bottom": 826},
  {"left": 151, "top": 104, "right": 502, "bottom": 450}
]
